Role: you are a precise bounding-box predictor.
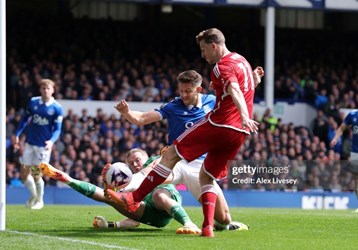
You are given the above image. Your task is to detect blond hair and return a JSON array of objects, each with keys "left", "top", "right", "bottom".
[
  {"left": 196, "top": 28, "right": 225, "bottom": 45},
  {"left": 126, "top": 148, "right": 148, "bottom": 163},
  {"left": 40, "top": 79, "right": 55, "bottom": 89}
]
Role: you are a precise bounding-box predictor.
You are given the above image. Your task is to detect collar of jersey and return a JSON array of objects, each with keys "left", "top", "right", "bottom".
[
  {"left": 196, "top": 93, "right": 203, "bottom": 109},
  {"left": 39, "top": 97, "right": 55, "bottom": 106},
  {"left": 185, "top": 93, "right": 203, "bottom": 110}
]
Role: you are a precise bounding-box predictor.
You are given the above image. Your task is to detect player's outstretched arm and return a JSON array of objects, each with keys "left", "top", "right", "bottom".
[
  {"left": 114, "top": 99, "right": 161, "bottom": 126},
  {"left": 14, "top": 111, "right": 31, "bottom": 150},
  {"left": 93, "top": 216, "right": 141, "bottom": 229},
  {"left": 117, "top": 218, "right": 141, "bottom": 229},
  {"left": 228, "top": 82, "right": 259, "bottom": 133},
  {"left": 14, "top": 136, "right": 21, "bottom": 151},
  {"left": 330, "top": 123, "right": 346, "bottom": 148}
]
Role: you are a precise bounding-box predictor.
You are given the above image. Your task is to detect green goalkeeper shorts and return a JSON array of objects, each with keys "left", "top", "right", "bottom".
[{"left": 139, "top": 184, "right": 182, "bottom": 228}]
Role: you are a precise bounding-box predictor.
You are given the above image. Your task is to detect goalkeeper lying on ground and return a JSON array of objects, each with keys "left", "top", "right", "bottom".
[{"left": 39, "top": 148, "right": 201, "bottom": 234}]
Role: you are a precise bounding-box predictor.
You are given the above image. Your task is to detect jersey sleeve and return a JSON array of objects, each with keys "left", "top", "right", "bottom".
[
  {"left": 142, "top": 155, "right": 161, "bottom": 169},
  {"left": 155, "top": 102, "right": 170, "bottom": 120},
  {"left": 344, "top": 112, "right": 353, "bottom": 126},
  {"left": 49, "top": 104, "right": 63, "bottom": 143},
  {"left": 218, "top": 63, "right": 238, "bottom": 93}
]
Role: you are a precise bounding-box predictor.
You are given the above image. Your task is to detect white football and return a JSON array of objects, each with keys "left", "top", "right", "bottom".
[{"left": 105, "top": 162, "right": 132, "bottom": 189}]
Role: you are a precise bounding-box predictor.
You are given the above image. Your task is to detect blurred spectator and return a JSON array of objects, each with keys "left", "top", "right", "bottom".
[
  {"left": 311, "top": 109, "right": 329, "bottom": 147},
  {"left": 315, "top": 89, "right": 328, "bottom": 109},
  {"left": 261, "top": 108, "right": 278, "bottom": 132}
]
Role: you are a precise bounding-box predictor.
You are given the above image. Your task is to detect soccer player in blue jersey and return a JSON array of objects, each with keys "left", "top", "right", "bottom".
[
  {"left": 114, "top": 68, "right": 263, "bottom": 231},
  {"left": 14, "top": 79, "right": 63, "bottom": 209},
  {"left": 330, "top": 110, "right": 358, "bottom": 211}
]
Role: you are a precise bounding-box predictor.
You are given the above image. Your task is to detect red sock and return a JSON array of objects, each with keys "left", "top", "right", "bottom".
[
  {"left": 201, "top": 191, "right": 217, "bottom": 228},
  {"left": 132, "top": 164, "right": 171, "bottom": 202}
]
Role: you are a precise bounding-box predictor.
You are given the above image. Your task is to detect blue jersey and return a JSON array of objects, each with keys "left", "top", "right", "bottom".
[
  {"left": 156, "top": 94, "right": 215, "bottom": 159},
  {"left": 344, "top": 110, "right": 358, "bottom": 153},
  {"left": 15, "top": 97, "right": 63, "bottom": 147}
]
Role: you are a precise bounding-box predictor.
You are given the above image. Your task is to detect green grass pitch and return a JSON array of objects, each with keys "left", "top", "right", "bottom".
[{"left": 1, "top": 205, "right": 358, "bottom": 249}]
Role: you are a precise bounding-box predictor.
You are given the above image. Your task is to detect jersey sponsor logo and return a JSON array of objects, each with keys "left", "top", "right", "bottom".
[
  {"left": 32, "top": 114, "right": 50, "bottom": 126},
  {"left": 183, "top": 111, "right": 188, "bottom": 115}
]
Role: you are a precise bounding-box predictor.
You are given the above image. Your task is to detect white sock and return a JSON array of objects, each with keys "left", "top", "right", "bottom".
[
  {"left": 24, "top": 175, "right": 37, "bottom": 198},
  {"left": 35, "top": 178, "right": 44, "bottom": 202},
  {"left": 153, "top": 164, "right": 172, "bottom": 178}
]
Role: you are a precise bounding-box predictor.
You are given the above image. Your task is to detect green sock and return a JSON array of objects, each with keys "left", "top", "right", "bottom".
[
  {"left": 170, "top": 204, "right": 191, "bottom": 225},
  {"left": 68, "top": 180, "right": 96, "bottom": 198}
]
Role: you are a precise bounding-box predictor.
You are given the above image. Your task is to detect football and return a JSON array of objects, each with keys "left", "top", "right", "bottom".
[{"left": 104, "top": 162, "right": 132, "bottom": 189}]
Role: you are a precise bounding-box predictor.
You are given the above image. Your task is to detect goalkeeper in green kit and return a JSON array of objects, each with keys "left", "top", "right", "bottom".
[{"left": 39, "top": 147, "right": 201, "bottom": 234}]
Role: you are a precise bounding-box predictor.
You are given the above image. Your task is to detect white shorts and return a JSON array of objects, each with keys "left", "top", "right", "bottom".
[
  {"left": 350, "top": 152, "right": 358, "bottom": 161},
  {"left": 20, "top": 143, "right": 52, "bottom": 167},
  {"left": 171, "top": 159, "right": 223, "bottom": 200}
]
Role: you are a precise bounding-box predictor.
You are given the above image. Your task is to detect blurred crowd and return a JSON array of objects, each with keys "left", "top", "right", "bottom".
[
  {"left": 5, "top": 16, "right": 358, "bottom": 192},
  {"left": 225, "top": 109, "right": 354, "bottom": 192},
  {"left": 6, "top": 105, "right": 356, "bottom": 193}
]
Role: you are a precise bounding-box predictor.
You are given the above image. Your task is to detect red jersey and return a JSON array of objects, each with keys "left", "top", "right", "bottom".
[{"left": 208, "top": 52, "right": 255, "bottom": 134}]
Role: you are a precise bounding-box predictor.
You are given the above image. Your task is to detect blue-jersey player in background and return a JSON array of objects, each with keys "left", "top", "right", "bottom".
[
  {"left": 114, "top": 68, "right": 263, "bottom": 231},
  {"left": 330, "top": 110, "right": 358, "bottom": 212},
  {"left": 14, "top": 79, "right": 63, "bottom": 210}
]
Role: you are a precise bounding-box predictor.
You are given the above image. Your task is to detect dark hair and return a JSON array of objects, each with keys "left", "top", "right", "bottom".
[{"left": 176, "top": 70, "right": 202, "bottom": 87}]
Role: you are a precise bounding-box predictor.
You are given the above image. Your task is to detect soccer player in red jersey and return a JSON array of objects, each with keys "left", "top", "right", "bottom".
[{"left": 107, "top": 28, "right": 260, "bottom": 237}]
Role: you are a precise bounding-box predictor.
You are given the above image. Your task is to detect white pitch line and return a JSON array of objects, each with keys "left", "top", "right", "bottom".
[{"left": 7, "top": 230, "right": 138, "bottom": 250}]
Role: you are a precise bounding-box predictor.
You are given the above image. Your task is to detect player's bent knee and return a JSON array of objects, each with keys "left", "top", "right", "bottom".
[
  {"left": 20, "top": 166, "right": 30, "bottom": 180},
  {"left": 152, "top": 189, "right": 171, "bottom": 209}
]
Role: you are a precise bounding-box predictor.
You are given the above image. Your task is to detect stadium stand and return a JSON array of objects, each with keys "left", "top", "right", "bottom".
[{"left": 5, "top": 1, "right": 358, "bottom": 194}]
